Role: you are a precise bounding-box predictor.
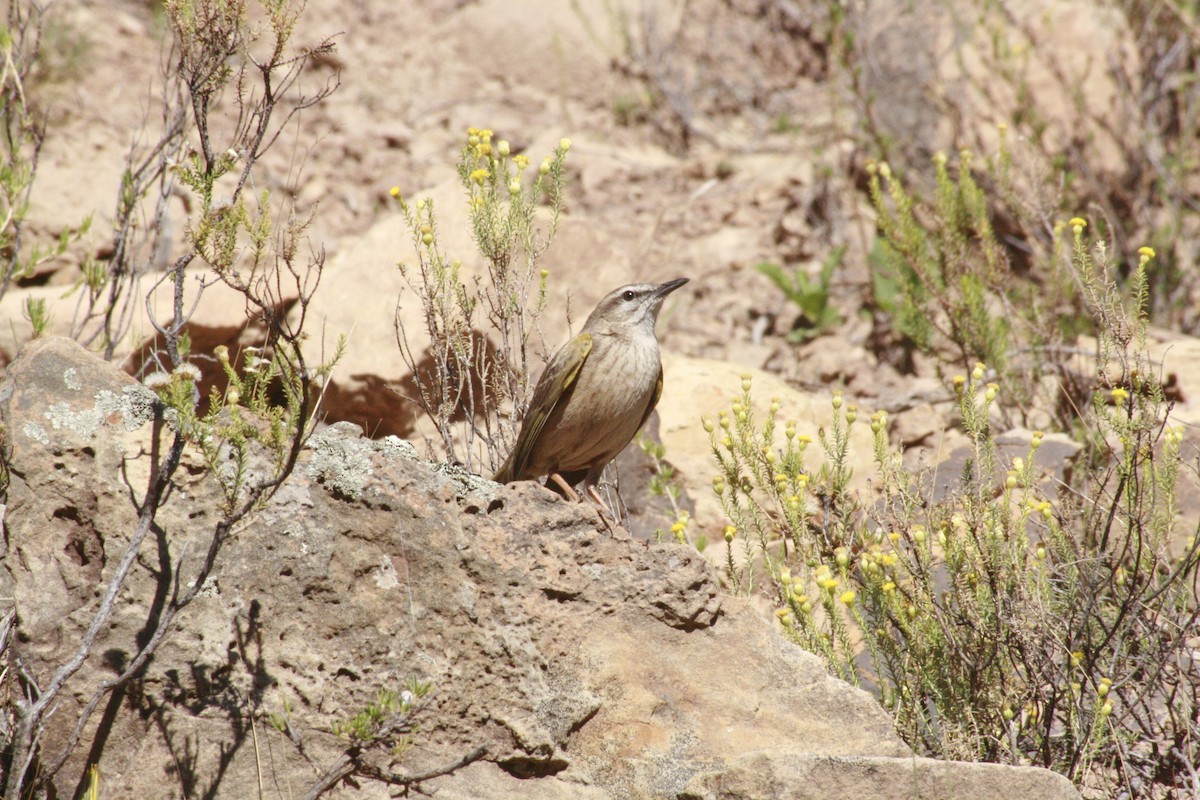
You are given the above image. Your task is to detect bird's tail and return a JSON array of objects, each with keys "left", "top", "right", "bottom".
[{"left": 491, "top": 457, "right": 513, "bottom": 484}]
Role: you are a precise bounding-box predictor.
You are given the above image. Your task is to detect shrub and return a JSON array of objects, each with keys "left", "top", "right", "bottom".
[
  {"left": 708, "top": 228, "right": 1200, "bottom": 795},
  {"left": 393, "top": 130, "right": 570, "bottom": 474}
]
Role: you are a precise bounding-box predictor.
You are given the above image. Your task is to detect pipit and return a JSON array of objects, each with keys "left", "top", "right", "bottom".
[{"left": 493, "top": 278, "right": 689, "bottom": 504}]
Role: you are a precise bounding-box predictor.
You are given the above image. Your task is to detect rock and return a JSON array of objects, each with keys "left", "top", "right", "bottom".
[
  {"left": 680, "top": 752, "right": 1080, "bottom": 800},
  {"left": 0, "top": 337, "right": 1080, "bottom": 799},
  {"left": 859, "top": 0, "right": 1136, "bottom": 176}
]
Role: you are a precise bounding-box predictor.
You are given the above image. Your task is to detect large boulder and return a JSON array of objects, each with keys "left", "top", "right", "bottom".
[{"left": 0, "top": 338, "right": 1079, "bottom": 799}]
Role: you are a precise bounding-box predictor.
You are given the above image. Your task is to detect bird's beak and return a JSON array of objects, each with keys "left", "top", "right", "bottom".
[{"left": 654, "top": 278, "right": 689, "bottom": 298}]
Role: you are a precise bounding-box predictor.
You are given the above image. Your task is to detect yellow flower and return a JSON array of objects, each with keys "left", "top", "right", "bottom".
[
  {"left": 1138, "top": 246, "right": 1156, "bottom": 261},
  {"left": 839, "top": 590, "right": 857, "bottom": 605},
  {"left": 1110, "top": 386, "right": 1129, "bottom": 404},
  {"left": 559, "top": 137, "right": 572, "bottom": 151},
  {"left": 388, "top": 186, "right": 401, "bottom": 198},
  {"left": 514, "top": 154, "right": 530, "bottom": 169},
  {"left": 1069, "top": 216, "right": 1087, "bottom": 229},
  {"left": 470, "top": 168, "right": 489, "bottom": 185}
]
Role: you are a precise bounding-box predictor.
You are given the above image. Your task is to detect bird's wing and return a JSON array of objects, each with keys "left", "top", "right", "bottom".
[
  {"left": 636, "top": 362, "right": 664, "bottom": 432},
  {"left": 494, "top": 332, "right": 593, "bottom": 482}
]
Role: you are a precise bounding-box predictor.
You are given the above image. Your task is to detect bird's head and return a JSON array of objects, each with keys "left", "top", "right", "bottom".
[{"left": 582, "top": 278, "right": 689, "bottom": 335}]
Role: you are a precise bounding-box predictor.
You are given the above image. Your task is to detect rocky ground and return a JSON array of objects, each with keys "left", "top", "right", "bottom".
[
  {"left": 1, "top": 336, "right": 1084, "bottom": 798},
  {"left": 3, "top": 0, "right": 1200, "bottom": 796}
]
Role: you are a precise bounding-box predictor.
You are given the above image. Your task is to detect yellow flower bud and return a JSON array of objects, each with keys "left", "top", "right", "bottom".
[
  {"left": 559, "top": 138, "right": 572, "bottom": 152},
  {"left": 498, "top": 140, "right": 510, "bottom": 157}
]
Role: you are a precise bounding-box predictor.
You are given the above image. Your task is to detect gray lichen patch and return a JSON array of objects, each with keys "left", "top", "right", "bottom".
[
  {"left": 306, "top": 427, "right": 375, "bottom": 499},
  {"left": 63, "top": 367, "right": 82, "bottom": 391},
  {"left": 43, "top": 384, "right": 159, "bottom": 438},
  {"left": 21, "top": 421, "right": 49, "bottom": 445},
  {"left": 378, "top": 435, "right": 419, "bottom": 460}
]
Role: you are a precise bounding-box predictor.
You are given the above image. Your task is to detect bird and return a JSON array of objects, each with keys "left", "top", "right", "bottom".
[{"left": 492, "top": 277, "right": 689, "bottom": 503}]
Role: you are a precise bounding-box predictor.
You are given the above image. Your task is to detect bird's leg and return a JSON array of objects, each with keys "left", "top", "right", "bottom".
[
  {"left": 548, "top": 472, "right": 581, "bottom": 503},
  {"left": 584, "top": 483, "right": 620, "bottom": 528},
  {"left": 585, "top": 483, "right": 609, "bottom": 509}
]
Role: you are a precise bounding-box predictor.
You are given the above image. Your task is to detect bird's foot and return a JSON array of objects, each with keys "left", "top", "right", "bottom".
[{"left": 547, "top": 472, "right": 582, "bottom": 503}]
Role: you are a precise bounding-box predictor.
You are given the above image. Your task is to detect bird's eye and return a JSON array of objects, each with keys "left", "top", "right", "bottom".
[{"left": 622, "top": 290, "right": 636, "bottom": 301}]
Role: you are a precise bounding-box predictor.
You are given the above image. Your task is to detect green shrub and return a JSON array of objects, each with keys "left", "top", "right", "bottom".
[{"left": 708, "top": 229, "right": 1199, "bottom": 795}]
